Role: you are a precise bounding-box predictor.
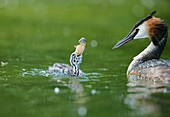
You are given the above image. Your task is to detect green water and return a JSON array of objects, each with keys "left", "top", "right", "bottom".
[{"left": 1, "top": 0, "right": 170, "bottom": 117}]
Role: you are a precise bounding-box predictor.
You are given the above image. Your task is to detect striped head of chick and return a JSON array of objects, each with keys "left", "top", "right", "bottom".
[{"left": 74, "top": 37, "right": 87, "bottom": 56}]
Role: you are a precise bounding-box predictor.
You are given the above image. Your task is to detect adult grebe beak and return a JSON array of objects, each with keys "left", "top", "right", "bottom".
[
  {"left": 113, "top": 11, "right": 157, "bottom": 49},
  {"left": 113, "top": 29, "right": 139, "bottom": 49}
]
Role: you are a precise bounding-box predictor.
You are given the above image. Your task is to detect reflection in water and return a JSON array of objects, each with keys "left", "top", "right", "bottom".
[
  {"left": 124, "top": 77, "right": 170, "bottom": 116},
  {"left": 68, "top": 78, "right": 89, "bottom": 117},
  {"left": 21, "top": 68, "right": 103, "bottom": 116},
  {"left": 52, "top": 77, "right": 88, "bottom": 116},
  {"left": 68, "top": 78, "right": 85, "bottom": 98}
]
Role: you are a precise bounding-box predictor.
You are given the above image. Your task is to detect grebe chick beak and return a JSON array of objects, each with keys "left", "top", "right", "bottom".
[{"left": 113, "top": 11, "right": 157, "bottom": 49}]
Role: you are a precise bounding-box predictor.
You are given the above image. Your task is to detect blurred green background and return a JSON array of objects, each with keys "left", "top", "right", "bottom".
[
  {"left": 0, "top": 0, "right": 169, "bottom": 64},
  {"left": 0, "top": 0, "right": 170, "bottom": 117}
]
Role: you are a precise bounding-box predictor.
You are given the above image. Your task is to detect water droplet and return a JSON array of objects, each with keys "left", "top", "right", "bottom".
[
  {"left": 91, "top": 89, "right": 97, "bottom": 95},
  {"left": 54, "top": 87, "right": 60, "bottom": 94},
  {"left": 90, "top": 40, "right": 98, "bottom": 47},
  {"left": 78, "top": 106, "right": 87, "bottom": 116}
]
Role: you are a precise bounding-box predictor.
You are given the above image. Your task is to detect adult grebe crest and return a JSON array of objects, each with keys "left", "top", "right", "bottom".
[
  {"left": 113, "top": 11, "right": 170, "bottom": 83},
  {"left": 47, "top": 37, "right": 87, "bottom": 77}
]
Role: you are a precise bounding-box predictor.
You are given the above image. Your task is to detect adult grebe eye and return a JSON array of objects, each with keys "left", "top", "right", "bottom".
[{"left": 136, "top": 28, "right": 139, "bottom": 32}]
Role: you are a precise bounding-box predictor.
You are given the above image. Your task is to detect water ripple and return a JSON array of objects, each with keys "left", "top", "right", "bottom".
[
  {"left": 124, "top": 77, "right": 170, "bottom": 116},
  {"left": 21, "top": 68, "right": 102, "bottom": 80}
]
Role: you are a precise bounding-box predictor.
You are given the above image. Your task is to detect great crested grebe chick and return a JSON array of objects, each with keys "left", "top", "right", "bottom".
[
  {"left": 47, "top": 37, "right": 87, "bottom": 77},
  {"left": 113, "top": 11, "right": 170, "bottom": 83}
]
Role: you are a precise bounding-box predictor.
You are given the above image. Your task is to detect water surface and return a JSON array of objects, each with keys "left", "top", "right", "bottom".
[{"left": 1, "top": 0, "right": 170, "bottom": 117}]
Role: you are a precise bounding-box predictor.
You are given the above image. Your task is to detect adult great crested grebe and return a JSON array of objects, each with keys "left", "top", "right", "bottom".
[
  {"left": 47, "top": 37, "right": 87, "bottom": 77},
  {"left": 113, "top": 11, "right": 170, "bottom": 83}
]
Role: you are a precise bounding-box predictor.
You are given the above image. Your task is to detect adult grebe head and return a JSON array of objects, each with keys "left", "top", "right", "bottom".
[{"left": 113, "top": 11, "right": 168, "bottom": 49}]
